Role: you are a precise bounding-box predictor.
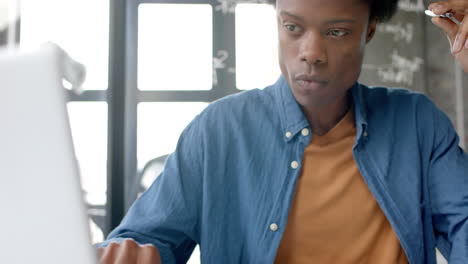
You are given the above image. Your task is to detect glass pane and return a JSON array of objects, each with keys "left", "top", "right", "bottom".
[
  {"left": 67, "top": 102, "right": 107, "bottom": 244},
  {"left": 138, "top": 4, "right": 212, "bottom": 91},
  {"left": 236, "top": 3, "right": 280, "bottom": 90},
  {"left": 67, "top": 102, "right": 108, "bottom": 205},
  {"left": 20, "top": 0, "right": 109, "bottom": 90},
  {"left": 138, "top": 102, "right": 208, "bottom": 173}
]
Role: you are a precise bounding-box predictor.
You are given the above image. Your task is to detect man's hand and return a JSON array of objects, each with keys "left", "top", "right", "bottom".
[
  {"left": 429, "top": 0, "right": 468, "bottom": 73},
  {"left": 97, "top": 239, "right": 162, "bottom": 264}
]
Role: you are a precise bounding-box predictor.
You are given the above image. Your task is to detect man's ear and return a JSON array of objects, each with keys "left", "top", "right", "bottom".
[{"left": 366, "top": 18, "right": 378, "bottom": 43}]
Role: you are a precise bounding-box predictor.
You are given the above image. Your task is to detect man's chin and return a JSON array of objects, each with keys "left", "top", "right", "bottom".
[{"left": 292, "top": 90, "right": 329, "bottom": 109}]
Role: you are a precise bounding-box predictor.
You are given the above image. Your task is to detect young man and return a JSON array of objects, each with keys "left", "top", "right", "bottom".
[{"left": 97, "top": 0, "right": 468, "bottom": 263}]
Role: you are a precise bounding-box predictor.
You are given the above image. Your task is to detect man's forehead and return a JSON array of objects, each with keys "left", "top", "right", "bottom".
[
  {"left": 280, "top": 9, "right": 358, "bottom": 25},
  {"left": 275, "top": 0, "right": 369, "bottom": 20},
  {"left": 275, "top": 0, "right": 366, "bottom": 10}
]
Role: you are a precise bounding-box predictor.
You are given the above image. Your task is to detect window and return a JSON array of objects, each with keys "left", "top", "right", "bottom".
[
  {"left": 20, "top": 0, "right": 109, "bottom": 241},
  {"left": 67, "top": 103, "right": 108, "bottom": 206},
  {"left": 138, "top": 4, "right": 213, "bottom": 91},
  {"left": 67, "top": 102, "right": 107, "bottom": 243},
  {"left": 235, "top": 3, "right": 280, "bottom": 90},
  {"left": 21, "top": 0, "right": 109, "bottom": 90},
  {"left": 136, "top": 3, "right": 215, "bottom": 263},
  {"left": 19, "top": 1, "right": 284, "bottom": 263},
  {"left": 137, "top": 102, "right": 208, "bottom": 171}
]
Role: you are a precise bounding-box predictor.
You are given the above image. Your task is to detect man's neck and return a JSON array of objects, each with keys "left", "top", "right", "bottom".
[{"left": 302, "top": 93, "right": 352, "bottom": 136}]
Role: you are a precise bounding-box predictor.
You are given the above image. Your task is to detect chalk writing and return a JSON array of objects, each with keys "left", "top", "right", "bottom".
[
  {"left": 214, "top": 0, "right": 237, "bottom": 14},
  {"left": 398, "top": 0, "right": 425, "bottom": 12},
  {"left": 213, "top": 50, "right": 229, "bottom": 86},
  {"left": 377, "top": 22, "right": 414, "bottom": 44},
  {"left": 363, "top": 50, "right": 423, "bottom": 86}
]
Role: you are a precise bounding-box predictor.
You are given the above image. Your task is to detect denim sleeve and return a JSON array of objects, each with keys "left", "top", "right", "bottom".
[
  {"left": 419, "top": 96, "right": 468, "bottom": 263},
  {"left": 96, "top": 116, "right": 204, "bottom": 264}
]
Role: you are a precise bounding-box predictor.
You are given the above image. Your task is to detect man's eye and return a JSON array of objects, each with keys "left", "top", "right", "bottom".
[
  {"left": 328, "top": 29, "right": 348, "bottom": 37},
  {"left": 284, "top": 24, "right": 299, "bottom": 32}
]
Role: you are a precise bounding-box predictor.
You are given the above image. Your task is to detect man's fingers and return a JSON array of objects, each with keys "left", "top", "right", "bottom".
[
  {"left": 97, "top": 240, "right": 161, "bottom": 264},
  {"left": 431, "top": 16, "right": 458, "bottom": 43},
  {"left": 429, "top": 0, "right": 468, "bottom": 15},
  {"left": 429, "top": 1, "right": 468, "bottom": 54},
  {"left": 452, "top": 16, "right": 468, "bottom": 53},
  {"left": 429, "top": 1, "right": 452, "bottom": 15},
  {"left": 99, "top": 242, "right": 119, "bottom": 264},
  {"left": 97, "top": 247, "right": 105, "bottom": 258},
  {"left": 138, "top": 244, "right": 161, "bottom": 263},
  {"left": 114, "top": 239, "right": 139, "bottom": 264}
]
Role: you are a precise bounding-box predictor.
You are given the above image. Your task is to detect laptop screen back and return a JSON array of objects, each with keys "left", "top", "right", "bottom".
[{"left": 0, "top": 47, "right": 97, "bottom": 264}]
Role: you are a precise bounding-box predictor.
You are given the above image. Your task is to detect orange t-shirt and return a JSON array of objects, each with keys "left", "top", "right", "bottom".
[{"left": 274, "top": 107, "right": 408, "bottom": 264}]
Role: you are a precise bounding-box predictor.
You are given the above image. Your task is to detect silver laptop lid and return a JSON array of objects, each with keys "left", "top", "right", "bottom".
[{"left": 0, "top": 45, "right": 97, "bottom": 264}]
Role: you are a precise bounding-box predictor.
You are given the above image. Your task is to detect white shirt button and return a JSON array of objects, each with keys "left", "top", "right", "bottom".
[
  {"left": 291, "top": 161, "right": 299, "bottom": 169},
  {"left": 363, "top": 131, "right": 368, "bottom": 137},
  {"left": 301, "top": 128, "right": 309, "bottom": 136},
  {"left": 285, "top": 131, "right": 292, "bottom": 138},
  {"left": 270, "top": 223, "right": 278, "bottom": 232}
]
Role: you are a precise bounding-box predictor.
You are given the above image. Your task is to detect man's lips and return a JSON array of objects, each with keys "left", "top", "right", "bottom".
[
  {"left": 295, "top": 74, "right": 328, "bottom": 83},
  {"left": 294, "top": 74, "right": 328, "bottom": 89}
]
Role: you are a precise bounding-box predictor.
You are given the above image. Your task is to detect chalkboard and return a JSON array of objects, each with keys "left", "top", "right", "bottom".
[{"left": 359, "top": 0, "right": 426, "bottom": 93}]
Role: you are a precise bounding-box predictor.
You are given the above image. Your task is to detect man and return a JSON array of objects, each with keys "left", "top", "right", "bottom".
[{"left": 97, "top": 0, "right": 468, "bottom": 263}]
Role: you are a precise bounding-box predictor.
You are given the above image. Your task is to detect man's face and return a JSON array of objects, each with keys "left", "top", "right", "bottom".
[{"left": 276, "top": 0, "right": 376, "bottom": 109}]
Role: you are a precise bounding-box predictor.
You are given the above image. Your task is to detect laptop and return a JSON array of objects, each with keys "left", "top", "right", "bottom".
[{"left": 0, "top": 44, "right": 98, "bottom": 264}]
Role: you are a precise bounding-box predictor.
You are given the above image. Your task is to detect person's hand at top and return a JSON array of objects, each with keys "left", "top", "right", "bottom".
[{"left": 429, "top": 0, "right": 468, "bottom": 73}]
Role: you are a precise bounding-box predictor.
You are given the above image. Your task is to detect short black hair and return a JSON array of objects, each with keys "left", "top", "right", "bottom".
[
  {"left": 365, "top": 0, "right": 399, "bottom": 22},
  {"left": 266, "top": 0, "right": 399, "bottom": 23}
]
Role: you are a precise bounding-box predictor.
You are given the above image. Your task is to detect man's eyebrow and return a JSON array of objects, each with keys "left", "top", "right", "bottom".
[
  {"left": 279, "top": 10, "right": 304, "bottom": 21},
  {"left": 324, "top": 19, "right": 357, "bottom": 24},
  {"left": 279, "top": 11, "right": 357, "bottom": 25}
]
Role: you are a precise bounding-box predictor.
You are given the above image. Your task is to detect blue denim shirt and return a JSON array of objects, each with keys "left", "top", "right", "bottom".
[{"left": 98, "top": 76, "right": 468, "bottom": 264}]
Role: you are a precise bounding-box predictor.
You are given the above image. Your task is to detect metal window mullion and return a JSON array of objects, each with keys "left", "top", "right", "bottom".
[
  {"left": 138, "top": 91, "right": 211, "bottom": 102},
  {"left": 66, "top": 90, "right": 107, "bottom": 101},
  {"left": 455, "top": 63, "right": 465, "bottom": 149},
  {"left": 122, "top": 0, "right": 140, "bottom": 213},
  {"left": 211, "top": 1, "right": 238, "bottom": 101},
  {"left": 138, "top": 0, "right": 211, "bottom": 4},
  {"left": 106, "top": 0, "right": 134, "bottom": 234},
  {"left": 1, "top": 17, "right": 20, "bottom": 46}
]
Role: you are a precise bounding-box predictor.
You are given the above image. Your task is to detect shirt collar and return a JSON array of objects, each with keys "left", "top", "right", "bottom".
[
  {"left": 273, "top": 75, "right": 369, "bottom": 143},
  {"left": 351, "top": 81, "right": 369, "bottom": 143},
  {"left": 275, "top": 76, "right": 310, "bottom": 142}
]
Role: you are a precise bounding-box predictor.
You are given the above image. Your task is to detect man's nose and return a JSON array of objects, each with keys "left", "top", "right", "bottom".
[{"left": 299, "top": 32, "right": 327, "bottom": 66}]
